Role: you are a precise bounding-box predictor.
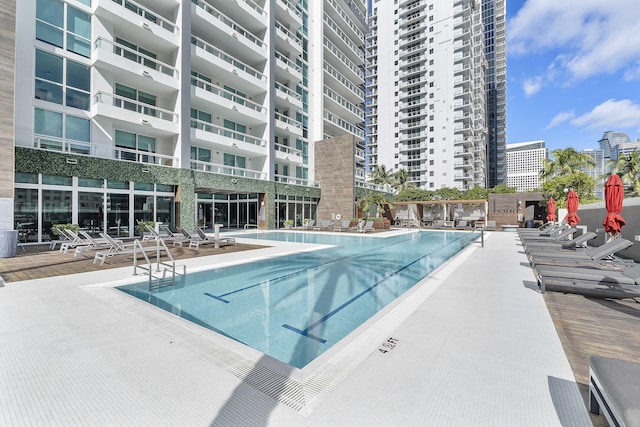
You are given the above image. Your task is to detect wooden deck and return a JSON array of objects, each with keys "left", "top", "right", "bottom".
[
  {"left": 0, "top": 241, "right": 267, "bottom": 283},
  {"left": 544, "top": 291, "right": 640, "bottom": 426}
]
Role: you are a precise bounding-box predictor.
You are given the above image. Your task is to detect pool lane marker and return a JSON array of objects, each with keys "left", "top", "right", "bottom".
[
  {"left": 282, "top": 235, "right": 467, "bottom": 343},
  {"left": 202, "top": 234, "right": 419, "bottom": 303}
]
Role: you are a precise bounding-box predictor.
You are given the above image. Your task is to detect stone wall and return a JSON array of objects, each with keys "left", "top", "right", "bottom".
[
  {"left": 0, "top": 0, "right": 16, "bottom": 227},
  {"left": 314, "top": 135, "right": 355, "bottom": 220}
]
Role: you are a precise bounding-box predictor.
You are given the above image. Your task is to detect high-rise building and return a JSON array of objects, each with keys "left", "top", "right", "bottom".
[
  {"left": 5, "top": 0, "right": 368, "bottom": 243},
  {"left": 365, "top": 0, "right": 506, "bottom": 191},
  {"left": 505, "top": 140, "right": 546, "bottom": 192},
  {"left": 598, "top": 131, "right": 631, "bottom": 160},
  {"left": 581, "top": 148, "right": 606, "bottom": 200}
]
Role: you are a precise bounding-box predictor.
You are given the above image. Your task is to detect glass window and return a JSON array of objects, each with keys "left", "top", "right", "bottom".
[
  {"left": 67, "top": 6, "right": 91, "bottom": 56},
  {"left": 42, "top": 175, "right": 72, "bottom": 186},
  {"left": 78, "top": 177, "right": 103, "bottom": 188},
  {"left": 35, "top": 49, "right": 63, "bottom": 83},
  {"left": 115, "top": 130, "right": 136, "bottom": 149},
  {"left": 107, "top": 193, "right": 129, "bottom": 237},
  {"left": 42, "top": 189, "right": 73, "bottom": 240},
  {"left": 66, "top": 60, "right": 90, "bottom": 91},
  {"left": 36, "top": 0, "right": 64, "bottom": 47},
  {"left": 156, "top": 196, "right": 174, "bottom": 228},
  {"left": 107, "top": 180, "right": 129, "bottom": 190},
  {"left": 15, "top": 188, "right": 39, "bottom": 242},
  {"left": 65, "top": 115, "right": 90, "bottom": 141},
  {"left": 156, "top": 184, "right": 174, "bottom": 193},
  {"left": 134, "top": 182, "right": 154, "bottom": 191},
  {"left": 35, "top": 108, "right": 62, "bottom": 137},
  {"left": 197, "top": 193, "right": 213, "bottom": 200},
  {"left": 78, "top": 192, "right": 104, "bottom": 236},
  {"left": 223, "top": 153, "right": 235, "bottom": 167},
  {"left": 15, "top": 173, "right": 39, "bottom": 184}
]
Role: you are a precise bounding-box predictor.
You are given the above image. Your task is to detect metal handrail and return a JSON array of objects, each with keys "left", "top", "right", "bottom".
[
  {"left": 133, "top": 238, "right": 185, "bottom": 290},
  {"left": 460, "top": 227, "right": 484, "bottom": 248}
]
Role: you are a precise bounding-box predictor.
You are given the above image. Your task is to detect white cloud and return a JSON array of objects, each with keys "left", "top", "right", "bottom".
[
  {"left": 508, "top": 0, "right": 640, "bottom": 82},
  {"left": 522, "top": 76, "right": 543, "bottom": 96},
  {"left": 545, "top": 111, "right": 575, "bottom": 129},
  {"left": 570, "top": 99, "right": 640, "bottom": 131},
  {"left": 623, "top": 61, "right": 640, "bottom": 81}
]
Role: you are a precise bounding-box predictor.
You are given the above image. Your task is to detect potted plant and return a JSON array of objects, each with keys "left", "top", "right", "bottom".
[
  {"left": 135, "top": 220, "right": 156, "bottom": 236},
  {"left": 283, "top": 219, "right": 294, "bottom": 229},
  {"left": 51, "top": 223, "right": 79, "bottom": 239}
]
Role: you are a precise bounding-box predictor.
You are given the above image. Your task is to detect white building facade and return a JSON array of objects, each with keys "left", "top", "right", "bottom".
[
  {"left": 505, "top": 140, "right": 546, "bottom": 192},
  {"left": 365, "top": 0, "right": 505, "bottom": 191},
  {"left": 8, "top": 0, "right": 368, "bottom": 242}
]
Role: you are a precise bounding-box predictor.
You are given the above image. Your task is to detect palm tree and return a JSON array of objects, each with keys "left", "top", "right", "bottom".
[
  {"left": 606, "top": 149, "right": 640, "bottom": 196},
  {"left": 356, "top": 191, "right": 395, "bottom": 218},
  {"left": 392, "top": 168, "right": 414, "bottom": 192},
  {"left": 369, "top": 165, "right": 395, "bottom": 186},
  {"left": 540, "top": 147, "right": 596, "bottom": 180}
]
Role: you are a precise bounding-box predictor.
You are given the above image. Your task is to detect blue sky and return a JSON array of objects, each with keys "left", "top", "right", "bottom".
[{"left": 506, "top": 0, "right": 640, "bottom": 152}]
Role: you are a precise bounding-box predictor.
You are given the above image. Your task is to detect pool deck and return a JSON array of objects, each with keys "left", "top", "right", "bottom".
[{"left": 0, "top": 230, "right": 627, "bottom": 426}]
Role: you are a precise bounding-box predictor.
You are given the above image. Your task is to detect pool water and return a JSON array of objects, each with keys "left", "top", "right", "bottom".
[{"left": 118, "top": 230, "right": 477, "bottom": 368}]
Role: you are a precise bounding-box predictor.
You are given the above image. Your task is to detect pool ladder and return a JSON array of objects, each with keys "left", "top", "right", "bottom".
[
  {"left": 460, "top": 227, "right": 484, "bottom": 248},
  {"left": 132, "top": 238, "right": 186, "bottom": 291}
]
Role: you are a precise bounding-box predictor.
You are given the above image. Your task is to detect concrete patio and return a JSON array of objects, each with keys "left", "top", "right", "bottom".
[{"left": 0, "top": 230, "right": 624, "bottom": 426}]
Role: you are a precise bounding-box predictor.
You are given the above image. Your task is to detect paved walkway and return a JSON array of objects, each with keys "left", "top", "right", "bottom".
[{"left": 0, "top": 232, "right": 591, "bottom": 426}]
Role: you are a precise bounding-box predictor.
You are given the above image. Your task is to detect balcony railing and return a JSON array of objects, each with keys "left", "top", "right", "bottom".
[
  {"left": 192, "top": 0, "right": 265, "bottom": 48},
  {"left": 326, "top": 0, "right": 364, "bottom": 40},
  {"left": 18, "top": 132, "right": 177, "bottom": 166},
  {"left": 190, "top": 118, "right": 266, "bottom": 147},
  {"left": 274, "top": 112, "right": 302, "bottom": 129},
  {"left": 94, "top": 92, "right": 178, "bottom": 122},
  {"left": 191, "top": 35, "right": 266, "bottom": 82},
  {"left": 111, "top": 0, "right": 177, "bottom": 34},
  {"left": 274, "top": 174, "right": 320, "bottom": 187},
  {"left": 94, "top": 38, "right": 178, "bottom": 78},
  {"left": 191, "top": 76, "right": 266, "bottom": 114},
  {"left": 275, "top": 143, "right": 303, "bottom": 157},
  {"left": 191, "top": 160, "right": 266, "bottom": 179},
  {"left": 274, "top": 51, "right": 303, "bottom": 75},
  {"left": 324, "top": 86, "right": 364, "bottom": 119},
  {"left": 274, "top": 81, "right": 302, "bottom": 101}
]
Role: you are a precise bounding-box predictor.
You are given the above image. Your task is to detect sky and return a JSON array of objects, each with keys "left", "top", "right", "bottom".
[{"left": 506, "top": 0, "right": 640, "bottom": 152}]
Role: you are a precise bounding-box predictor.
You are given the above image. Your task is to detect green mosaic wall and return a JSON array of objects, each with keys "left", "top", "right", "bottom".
[{"left": 15, "top": 147, "right": 322, "bottom": 230}]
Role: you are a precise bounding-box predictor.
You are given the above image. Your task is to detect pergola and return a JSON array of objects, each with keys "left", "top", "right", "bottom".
[{"left": 392, "top": 199, "right": 488, "bottom": 227}]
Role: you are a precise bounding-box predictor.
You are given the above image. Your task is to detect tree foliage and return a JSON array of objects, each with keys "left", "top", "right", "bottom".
[
  {"left": 356, "top": 191, "right": 395, "bottom": 218},
  {"left": 540, "top": 147, "right": 596, "bottom": 180},
  {"left": 606, "top": 149, "right": 640, "bottom": 197},
  {"left": 540, "top": 171, "right": 598, "bottom": 208}
]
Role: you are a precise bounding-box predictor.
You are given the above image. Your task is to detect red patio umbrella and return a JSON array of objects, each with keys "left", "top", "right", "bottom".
[
  {"left": 546, "top": 197, "right": 557, "bottom": 222},
  {"left": 603, "top": 174, "right": 626, "bottom": 237},
  {"left": 565, "top": 190, "right": 580, "bottom": 226}
]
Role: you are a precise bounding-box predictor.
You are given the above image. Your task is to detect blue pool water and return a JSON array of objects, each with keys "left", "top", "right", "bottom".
[{"left": 117, "top": 230, "right": 477, "bottom": 368}]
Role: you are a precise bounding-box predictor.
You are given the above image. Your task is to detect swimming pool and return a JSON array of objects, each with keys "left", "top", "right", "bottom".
[{"left": 118, "top": 230, "right": 478, "bottom": 368}]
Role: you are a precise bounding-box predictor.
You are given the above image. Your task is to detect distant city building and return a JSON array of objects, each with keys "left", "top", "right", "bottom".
[
  {"left": 581, "top": 149, "right": 606, "bottom": 200},
  {"left": 614, "top": 141, "right": 640, "bottom": 160},
  {"left": 505, "top": 141, "right": 546, "bottom": 192},
  {"left": 598, "top": 131, "right": 631, "bottom": 159}
]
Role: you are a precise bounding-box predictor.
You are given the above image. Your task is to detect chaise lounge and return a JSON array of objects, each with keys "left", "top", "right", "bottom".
[
  {"left": 535, "top": 264, "right": 640, "bottom": 298},
  {"left": 589, "top": 355, "right": 640, "bottom": 427}
]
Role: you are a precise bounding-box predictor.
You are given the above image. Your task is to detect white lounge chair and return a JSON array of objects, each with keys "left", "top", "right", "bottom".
[
  {"left": 73, "top": 230, "right": 122, "bottom": 257},
  {"left": 190, "top": 227, "right": 236, "bottom": 249},
  {"left": 358, "top": 220, "right": 374, "bottom": 233},
  {"left": 334, "top": 219, "right": 351, "bottom": 232},
  {"left": 93, "top": 233, "right": 155, "bottom": 266}
]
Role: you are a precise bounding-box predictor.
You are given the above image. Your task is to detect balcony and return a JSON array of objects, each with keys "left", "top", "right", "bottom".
[
  {"left": 17, "top": 132, "right": 177, "bottom": 167},
  {"left": 191, "top": 35, "right": 267, "bottom": 94},
  {"left": 93, "top": 92, "right": 179, "bottom": 134},
  {"left": 191, "top": 0, "right": 267, "bottom": 64},
  {"left": 324, "top": 86, "right": 365, "bottom": 124},
  {"left": 190, "top": 119, "right": 267, "bottom": 155},
  {"left": 93, "top": 38, "right": 179, "bottom": 96},
  {"left": 191, "top": 76, "right": 267, "bottom": 126},
  {"left": 95, "top": 0, "right": 179, "bottom": 50},
  {"left": 274, "top": 21, "right": 303, "bottom": 56},
  {"left": 274, "top": 175, "right": 320, "bottom": 188},
  {"left": 275, "top": 0, "right": 303, "bottom": 28},
  {"left": 274, "top": 112, "right": 303, "bottom": 137},
  {"left": 325, "top": 0, "right": 365, "bottom": 42},
  {"left": 275, "top": 51, "right": 303, "bottom": 83},
  {"left": 191, "top": 160, "right": 266, "bottom": 180},
  {"left": 274, "top": 143, "right": 303, "bottom": 163},
  {"left": 274, "top": 81, "right": 303, "bottom": 111}
]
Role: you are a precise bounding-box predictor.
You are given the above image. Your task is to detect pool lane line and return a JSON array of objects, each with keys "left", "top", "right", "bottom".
[
  {"left": 202, "top": 234, "right": 419, "bottom": 303},
  {"left": 282, "top": 234, "right": 469, "bottom": 343}
]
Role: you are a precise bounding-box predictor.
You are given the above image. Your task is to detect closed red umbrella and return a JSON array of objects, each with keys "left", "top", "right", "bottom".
[
  {"left": 565, "top": 190, "right": 580, "bottom": 226},
  {"left": 603, "top": 174, "right": 626, "bottom": 236},
  {"left": 546, "top": 197, "right": 556, "bottom": 222}
]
